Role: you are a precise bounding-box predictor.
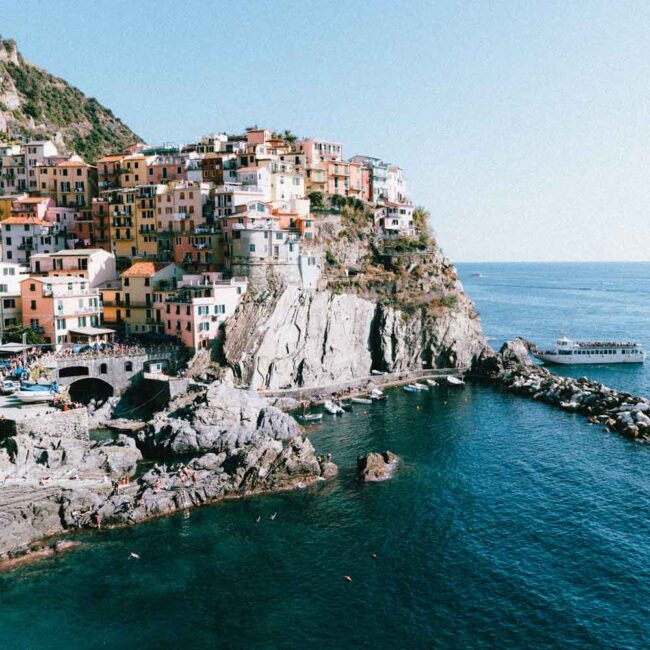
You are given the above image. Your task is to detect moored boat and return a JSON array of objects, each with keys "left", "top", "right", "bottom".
[
  {"left": 534, "top": 337, "right": 645, "bottom": 365},
  {"left": 413, "top": 383, "right": 428, "bottom": 391},
  {"left": 447, "top": 376, "right": 465, "bottom": 386},
  {"left": 300, "top": 413, "right": 323, "bottom": 422},
  {"left": 426, "top": 379, "right": 438, "bottom": 387},
  {"left": 370, "top": 388, "right": 386, "bottom": 401},
  {"left": 403, "top": 384, "right": 418, "bottom": 393},
  {"left": 323, "top": 400, "right": 344, "bottom": 415},
  {"left": 350, "top": 396, "right": 372, "bottom": 404}
]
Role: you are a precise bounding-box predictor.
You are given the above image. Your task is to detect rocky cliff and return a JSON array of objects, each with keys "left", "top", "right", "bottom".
[
  {"left": 222, "top": 206, "right": 486, "bottom": 390},
  {"left": 0, "top": 37, "right": 139, "bottom": 161}
]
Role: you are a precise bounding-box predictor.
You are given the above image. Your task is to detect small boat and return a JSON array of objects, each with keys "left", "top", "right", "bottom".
[
  {"left": 370, "top": 388, "right": 386, "bottom": 401},
  {"left": 371, "top": 370, "right": 385, "bottom": 376},
  {"left": 426, "top": 379, "right": 438, "bottom": 387},
  {"left": 323, "top": 400, "right": 344, "bottom": 415},
  {"left": 0, "top": 380, "right": 17, "bottom": 395},
  {"left": 300, "top": 413, "right": 323, "bottom": 422},
  {"left": 350, "top": 396, "right": 372, "bottom": 404},
  {"left": 403, "top": 384, "right": 418, "bottom": 393},
  {"left": 447, "top": 376, "right": 465, "bottom": 386},
  {"left": 470, "top": 272, "right": 484, "bottom": 278},
  {"left": 337, "top": 401, "right": 353, "bottom": 412},
  {"left": 413, "top": 383, "right": 428, "bottom": 391}
]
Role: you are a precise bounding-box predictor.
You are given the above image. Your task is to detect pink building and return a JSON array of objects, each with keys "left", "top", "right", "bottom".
[
  {"left": 246, "top": 128, "right": 272, "bottom": 146},
  {"left": 21, "top": 276, "right": 108, "bottom": 348},
  {"left": 172, "top": 230, "right": 220, "bottom": 272},
  {"left": 156, "top": 182, "right": 209, "bottom": 233},
  {"left": 154, "top": 273, "right": 247, "bottom": 350},
  {"left": 297, "top": 139, "right": 343, "bottom": 166}
]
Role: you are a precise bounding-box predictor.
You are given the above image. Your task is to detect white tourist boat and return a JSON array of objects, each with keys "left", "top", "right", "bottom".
[
  {"left": 535, "top": 337, "right": 646, "bottom": 365},
  {"left": 300, "top": 413, "right": 323, "bottom": 422},
  {"left": 413, "top": 383, "right": 428, "bottom": 391},
  {"left": 370, "top": 388, "right": 386, "bottom": 401},
  {"left": 351, "top": 396, "right": 373, "bottom": 404},
  {"left": 447, "top": 376, "right": 465, "bottom": 386},
  {"left": 426, "top": 379, "right": 438, "bottom": 387}
]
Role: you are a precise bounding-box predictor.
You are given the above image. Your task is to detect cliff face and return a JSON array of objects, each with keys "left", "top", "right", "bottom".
[
  {"left": 0, "top": 37, "right": 139, "bottom": 161},
  {"left": 222, "top": 207, "right": 486, "bottom": 390}
]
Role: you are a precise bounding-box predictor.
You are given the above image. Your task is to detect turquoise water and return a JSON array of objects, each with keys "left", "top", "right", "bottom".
[{"left": 1, "top": 263, "right": 650, "bottom": 649}]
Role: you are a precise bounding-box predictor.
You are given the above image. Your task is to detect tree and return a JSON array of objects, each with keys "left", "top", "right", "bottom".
[
  {"left": 412, "top": 206, "right": 431, "bottom": 234},
  {"left": 2, "top": 325, "right": 43, "bottom": 345},
  {"left": 330, "top": 194, "right": 347, "bottom": 210},
  {"left": 308, "top": 191, "right": 325, "bottom": 210},
  {"left": 283, "top": 129, "right": 297, "bottom": 143}
]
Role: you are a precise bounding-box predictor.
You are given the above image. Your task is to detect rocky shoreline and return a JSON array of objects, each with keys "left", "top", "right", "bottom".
[
  {"left": 478, "top": 339, "right": 650, "bottom": 443},
  {"left": 0, "top": 381, "right": 337, "bottom": 564}
]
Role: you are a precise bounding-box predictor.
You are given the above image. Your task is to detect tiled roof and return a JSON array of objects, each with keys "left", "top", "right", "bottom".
[
  {"left": 3, "top": 215, "right": 51, "bottom": 226},
  {"left": 121, "top": 261, "right": 168, "bottom": 278}
]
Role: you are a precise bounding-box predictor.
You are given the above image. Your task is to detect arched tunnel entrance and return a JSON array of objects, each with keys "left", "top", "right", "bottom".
[{"left": 68, "top": 377, "right": 114, "bottom": 405}]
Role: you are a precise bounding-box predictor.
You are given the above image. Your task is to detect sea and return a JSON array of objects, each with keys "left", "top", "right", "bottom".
[{"left": 1, "top": 262, "right": 649, "bottom": 649}]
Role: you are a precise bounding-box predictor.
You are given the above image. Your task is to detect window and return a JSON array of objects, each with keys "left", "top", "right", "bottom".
[
  {"left": 5, "top": 238, "right": 10, "bottom": 246},
  {"left": 124, "top": 278, "right": 130, "bottom": 286},
  {"left": 249, "top": 244, "right": 256, "bottom": 252},
  {"left": 3, "top": 298, "right": 15, "bottom": 308},
  {"left": 125, "top": 361, "right": 133, "bottom": 372},
  {"left": 100, "top": 363, "right": 107, "bottom": 374},
  {"left": 30, "top": 283, "right": 36, "bottom": 292},
  {"left": 275, "top": 232, "right": 283, "bottom": 240},
  {"left": 144, "top": 278, "right": 150, "bottom": 287}
]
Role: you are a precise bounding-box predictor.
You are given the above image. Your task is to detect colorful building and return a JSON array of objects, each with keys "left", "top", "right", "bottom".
[
  {"left": 119, "top": 261, "right": 185, "bottom": 335},
  {"left": 21, "top": 276, "right": 107, "bottom": 348},
  {"left": 29, "top": 249, "right": 116, "bottom": 288},
  {"left": 154, "top": 273, "right": 247, "bottom": 350}
]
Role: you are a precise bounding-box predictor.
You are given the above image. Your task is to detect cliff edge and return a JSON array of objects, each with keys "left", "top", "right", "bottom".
[{"left": 222, "top": 205, "right": 486, "bottom": 389}]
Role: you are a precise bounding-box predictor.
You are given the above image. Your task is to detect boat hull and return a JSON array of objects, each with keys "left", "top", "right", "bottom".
[
  {"left": 16, "top": 391, "right": 54, "bottom": 404},
  {"left": 536, "top": 353, "right": 645, "bottom": 365}
]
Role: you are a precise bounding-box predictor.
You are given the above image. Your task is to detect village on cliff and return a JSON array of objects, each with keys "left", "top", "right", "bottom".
[{"left": 0, "top": 127, "right": 418, "bottom": 363}]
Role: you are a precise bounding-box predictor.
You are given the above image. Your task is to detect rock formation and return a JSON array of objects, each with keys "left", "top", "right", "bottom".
[
  {"left": 357, "top": 451, "right": 400, "bottom": 481},
  {"left": 222, "top": 210, "right": 487, "bottom": 390},
  {"left": 0, "top": 382, "right": 336, "bottom": 561},
  {"left": 484, "top": 339, "right": 650, "bottom": 443}
]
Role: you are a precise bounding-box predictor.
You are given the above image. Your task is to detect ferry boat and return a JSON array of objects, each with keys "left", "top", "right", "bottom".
[{"left": 535, "top": 337, "right": 645, "bottom": 365}]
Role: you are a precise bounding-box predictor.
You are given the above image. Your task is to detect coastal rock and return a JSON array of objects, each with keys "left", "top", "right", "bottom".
[
  {"left": 494, "top": 339, "right": 650, "bottom": 444},
  {"left": 357, "top": 451, "right": 400, "bottom": 482},
  {"left": 223, "top": 285, "right": 486, "bottom": 390}
]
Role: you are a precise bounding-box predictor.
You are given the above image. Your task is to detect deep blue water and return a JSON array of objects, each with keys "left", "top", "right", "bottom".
[{"left": 1, "top": 263, "right": 650, "bottom": 649}]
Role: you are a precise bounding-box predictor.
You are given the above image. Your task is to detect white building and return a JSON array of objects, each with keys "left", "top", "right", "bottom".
[
  {"left": 25, "top": 140, "right": 59, "bottom": 191},
  {"left": 29, "top": 249, "right": 117, "bottom": 288},
  {"left": 0, "top": 262, "right": 28, "bottom": 337},
  {"left": 374, "top": 202, "right": 415, "bottom": 238}
]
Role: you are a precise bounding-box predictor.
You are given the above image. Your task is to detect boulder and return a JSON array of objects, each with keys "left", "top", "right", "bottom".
[{"left": 357, "top": 451, "right": 400, "bottom": 482}]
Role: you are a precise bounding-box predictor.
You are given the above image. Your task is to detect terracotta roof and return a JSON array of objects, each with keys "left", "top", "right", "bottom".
[
  {"left": 121, "top": 261, "right": 168, "bottom": 278},
  {"left": 4, "top": 215, "right": 51, "bottom": 226},
  {"left": 14, "top": 196, "right": 49, "bottom": 204},
  {"left": 56, "top": 160, "right": 89, "bottom": 168},
  {"left": 97, "top": 155, "right": 125, "bottom": 163}
]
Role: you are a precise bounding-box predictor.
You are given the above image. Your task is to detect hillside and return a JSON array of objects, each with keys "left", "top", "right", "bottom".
[{"left": 0, "top": 37, "right": 140, "bottom": 162}]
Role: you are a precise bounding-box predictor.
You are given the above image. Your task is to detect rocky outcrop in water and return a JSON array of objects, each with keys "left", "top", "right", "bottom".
[
  {"left": 486, "top": 339, "right": 650, "bottom": 443},
  {"left": 357, "top": 451, "right": 400, "bottom": 481},
  {"left": 0, "top": 382, "right": 336, "bottom": 561}
]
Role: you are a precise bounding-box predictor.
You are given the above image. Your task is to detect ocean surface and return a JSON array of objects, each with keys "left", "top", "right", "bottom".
[{"left": 1, "top": 262, "right": 650, "bottom": 649}]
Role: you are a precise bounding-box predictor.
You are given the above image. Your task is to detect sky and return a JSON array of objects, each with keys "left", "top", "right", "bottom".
[{"left": 2, "top": 0, "right": 650, "bottom": 262}]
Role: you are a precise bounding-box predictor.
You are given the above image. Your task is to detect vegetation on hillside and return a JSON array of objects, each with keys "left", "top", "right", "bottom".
[{"left": 0, "top": 38, "right": 140, "bottom": 162}]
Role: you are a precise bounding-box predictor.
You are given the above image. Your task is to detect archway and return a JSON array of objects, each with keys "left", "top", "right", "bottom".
[{"left": 68, "top": 377, "right": 114, "bottom": 405}]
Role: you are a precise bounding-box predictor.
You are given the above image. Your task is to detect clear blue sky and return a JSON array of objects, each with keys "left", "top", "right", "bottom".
[{"left": 2, "top": 0, "right": 649, "bottom": 262}]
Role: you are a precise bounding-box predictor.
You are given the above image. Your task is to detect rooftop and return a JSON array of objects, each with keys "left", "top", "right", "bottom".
[{"left": 121, "top": 261, "right": 170, "bottom": 278}]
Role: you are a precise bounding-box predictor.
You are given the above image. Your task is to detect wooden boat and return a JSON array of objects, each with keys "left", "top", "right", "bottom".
[
  {"left": 413, "top": 383, "right": 429, "bottom": 391},
  {"left": 403, "top": 384, "right": 418, "bottom": 393},
  {"left": 447, "top": 375, "right": 465, "bottom": 386},
  {"left": 350, "top": 396, "right": 372, "bottom": 404},
  {"left": 426, "top": 379, "right": 438, "bottom": 387}
]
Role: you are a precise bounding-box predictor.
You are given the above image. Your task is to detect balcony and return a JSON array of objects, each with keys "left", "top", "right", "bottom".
[{"left": 18, "top": 242, "right": 34, "bottom": 251}]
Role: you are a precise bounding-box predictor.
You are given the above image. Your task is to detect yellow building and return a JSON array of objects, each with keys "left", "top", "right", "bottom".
[
  {"left": 0, "top": 194, "right": 25, "bottom": 221},
  {"left": 104, "top": 187, "right": 136, "bottom": 259},
  {"left": 98, "top": 279, "right": 123, "bottom": 325},
  {"left": 120, "top": 261, "right": 184, "bottom": 335},
  {"left": 119, "top": 154, "right": 152, "bottom": 188},
  {"left": 134, "top": 185, "right": 158, "bottom": 258},
  {"left": 36, "top": 157, "right": 97, "bottom": 211}
]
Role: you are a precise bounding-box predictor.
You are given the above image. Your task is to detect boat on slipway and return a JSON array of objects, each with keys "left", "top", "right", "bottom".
[
  {"left": 534, "top": 337, "right": 645, "bottom": 365},
  {"left": 15, "top": 383, "right": 60, "bottom": 404}
]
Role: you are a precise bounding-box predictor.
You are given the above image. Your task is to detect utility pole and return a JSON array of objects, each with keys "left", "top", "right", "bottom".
[{"left": 22, "top": 331, "right": 26, "bottom": 368}]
